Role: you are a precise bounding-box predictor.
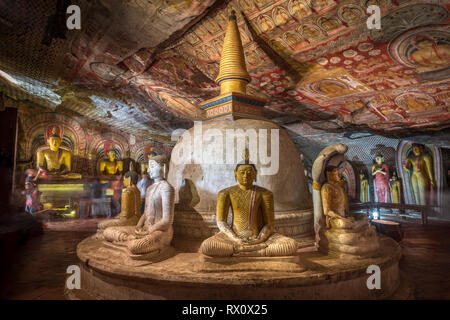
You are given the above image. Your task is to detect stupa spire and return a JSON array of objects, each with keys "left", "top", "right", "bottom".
[{"left": 215, "top": 10, "right": 251, "bottom": 95}]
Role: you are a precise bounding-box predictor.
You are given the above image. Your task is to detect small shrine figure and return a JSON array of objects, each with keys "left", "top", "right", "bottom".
[
  {"left": 390, "top": 171, "right": 402, "bottom": 204},
  {"left": 359, "top": 170, "right": 368, "bottom": 203},
  {"left": 372, "top": 152, "right": 391, "bottom": 203}
]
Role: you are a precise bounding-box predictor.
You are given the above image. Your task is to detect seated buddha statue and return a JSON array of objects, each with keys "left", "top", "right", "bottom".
[
  {"left": 319, "top": 165, "right": 379, "bottom": 258},
  {"left": 99, "top": 151, "right": 123, "bottom": 176},
  {"left": 36, "top": 128, "right": 80, "bottom": 179},
  {"left": 200, "top": 150, "right": 298, "bottom": 257},
  {"left": 103, "top": 154, "right": 174, "bottom": 258},
  {"left": 97, "top": 168, "right": 140, "bottom": 236}
]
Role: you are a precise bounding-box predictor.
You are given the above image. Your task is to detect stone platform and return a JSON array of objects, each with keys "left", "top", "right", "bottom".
[{"left": 68, "top": 234, "right": 413, "bottom": 300}]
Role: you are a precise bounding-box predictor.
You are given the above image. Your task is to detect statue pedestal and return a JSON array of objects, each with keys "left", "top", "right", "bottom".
[
  {"left": 196, "top": 255, "right": 303, "bottom": 273},
  {"left": 101, "top": 241, "right": 176, "bottom": 267},
  {"left": 70, "top": 234, "right": 413, "bottom": 299}
]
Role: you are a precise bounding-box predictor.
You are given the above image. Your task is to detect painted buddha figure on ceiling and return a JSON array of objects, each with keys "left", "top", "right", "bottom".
[
  {"left": 200, "top": 150, "right": 298, "bottom": 257},
  {"left": 409, "top": 36, "right": 450, "bottom": 71},
  {"left": 36, "top": 127, "right": 79, "bottom": 178},
  {"left": 99, "top": 151, "right": 123, "bottom": 176}
]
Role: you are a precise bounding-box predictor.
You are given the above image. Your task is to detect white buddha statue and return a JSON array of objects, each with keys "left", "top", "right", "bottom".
[{"left": 103, "top": 154, "right": 175, "bottom": 258}]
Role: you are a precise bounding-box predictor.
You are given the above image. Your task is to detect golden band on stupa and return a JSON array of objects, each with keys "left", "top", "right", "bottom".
[{"left": 215, "top": 10, "right": 251, "bottom": 95}]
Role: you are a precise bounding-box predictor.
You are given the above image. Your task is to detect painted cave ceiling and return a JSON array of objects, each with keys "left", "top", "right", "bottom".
[{"left": 0, "top": 0, "right": 449, "bottom": 144}]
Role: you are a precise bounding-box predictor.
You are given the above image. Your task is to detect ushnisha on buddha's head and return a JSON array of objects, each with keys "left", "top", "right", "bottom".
[
  {"left": 147, "top": 155, "right": 168, "bottom": 181},
  {"left": 47, "top": 129, "right": 62, "bottom": 152}
]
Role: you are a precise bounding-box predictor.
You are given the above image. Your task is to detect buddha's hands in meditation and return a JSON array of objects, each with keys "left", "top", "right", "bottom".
[
  {"left": 245, "top": 236, "right": 266, "bottom": 246},
  {"left": 134, "top": 227, "right": 149, "bottom": 237},
  {"left": 327, "top": 210, "right": 351, "bottom": 221}
]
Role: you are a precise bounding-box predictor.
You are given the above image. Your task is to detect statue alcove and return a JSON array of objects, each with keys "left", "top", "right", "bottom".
[{"left": 396, "top": 140, "right": 443, "bottom": 208}]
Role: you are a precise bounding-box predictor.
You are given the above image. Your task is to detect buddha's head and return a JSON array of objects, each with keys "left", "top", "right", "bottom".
[
  {"left": 124, "top": 170, "right": 138, "bottom": 187},
  {"left": 147, "top": 155, "right": 168, "bottom": 180},
  {"left": 359, "top": 170, "right": 365, "bottom": 180},
  {"left": 375, "top": 152, "right": 384, "bottom": 165},
  {"left": 107, "top": 151, "right": 116, "bottom": 162},
  {"left": 412, "top": 144, "right": 424, "bottom": 156},
  {"left": 392, "top": 172, "right": 398, "bottom": 181},
  {"left": 325, "top": 166, "right": 341, "bottom": 184},
  {"left": 234, "top": 148, "right": 257, "bottom": 188},
  {"left": 235, "top": 164, "right": 256, "bottom": 188},
  {"left": 47, "top": 135, "right": 61, "bottom": 152}
]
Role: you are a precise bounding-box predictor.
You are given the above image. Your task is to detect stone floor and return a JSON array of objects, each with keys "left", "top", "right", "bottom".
[{"left": 1, "top": 217, "right": 449, "bottom": 299}]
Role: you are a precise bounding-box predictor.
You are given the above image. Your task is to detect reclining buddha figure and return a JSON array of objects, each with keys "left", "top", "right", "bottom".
[
  {"left": 200, "top": 150, "right": 298, "bottom": 257},
  {"left": 313, "top": 144, "right": 379, "bottom": 259},
  {"left": 36, "top": 127, "right": 80, "bottom": 179},
  {"left": 103, "top": 154, "right": 174, "bottom": 258},
  {"left": 97, "top": 167, "right": 140, "bottom": 237}
]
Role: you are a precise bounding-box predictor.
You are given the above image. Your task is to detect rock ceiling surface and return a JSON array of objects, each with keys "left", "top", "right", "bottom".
[{"left": 0, "top": 0, "right": 449, "bottom": 143}]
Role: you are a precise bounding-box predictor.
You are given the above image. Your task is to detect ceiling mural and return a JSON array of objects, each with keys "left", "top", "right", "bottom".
[{"left": 0, "top": 0, "right": 449, "bottom": 143}]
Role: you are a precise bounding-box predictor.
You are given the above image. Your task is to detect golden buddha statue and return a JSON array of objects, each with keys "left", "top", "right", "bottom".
[
  {"left": 390, "top": 171, "right": 402, "bottom": 204},
  {"left": 313, "top": 144, "right": 379, "bottom": 258},
  {"left": 403, "top": 143, "right": 435, "bottom": 205},
  {"left": 200, "top": 150, "right": 298, "bottom": 257},
  {"left": 36, "top": 127, "right": 80, "bottom": 178},
  {"left": 320, "top": 165, "right": 379, "bottom": 258},
  {"left": 359, "top": 171, "right": 368, "bottom": 203},
  {"left": 99, "top": 151, "right": 123, "bottom": 175},
  {"left": 97, "top": 168, "right": 140, "bottom": 236},
  {"left": 103, "top": 154, "right": 175, "bottom": 259}
]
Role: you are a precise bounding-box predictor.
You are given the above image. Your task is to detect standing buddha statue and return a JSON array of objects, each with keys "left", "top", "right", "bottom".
[
  {"left": 359, "top": 170, "right": 368, "bottom": 203},
  {"left": 372, "top": 152, "right": 390, "bottom": 203},
  {"left": 403, "top": 143, "right": 435, "bottom": 205},
  {"left": 200, "top": 150, "right": 298, "bottom": 257},
  {"left": 390, "top": 171, "right": 402, "bottom": 204}
]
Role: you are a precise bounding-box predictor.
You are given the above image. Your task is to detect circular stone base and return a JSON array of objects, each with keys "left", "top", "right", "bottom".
[{"left": 69, "top": 235, "right": 413, "bottom": 300}]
